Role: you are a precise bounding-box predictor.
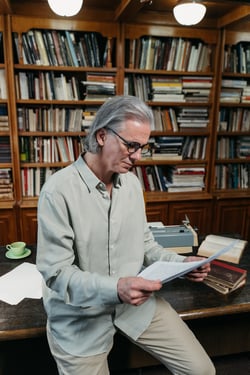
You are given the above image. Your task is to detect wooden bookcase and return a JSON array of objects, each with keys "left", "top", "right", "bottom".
[
  {"left": 122, "top": 23, "right": 220, "bottom": 234},
  {"left": 211, "top": 29, "right": 250, "bottom": 240},
  {"left": 123, "top": 23, "right": 219, "bottom": 194},
  {"left": 0, "top": 16, "right": 18, "bottom": 244},
  {"left": 212, "top": 29, "right": 250, "bottom": 193},
  {"left": 3, "top": 15, "right": 120, "bottom": 244},
  {"left": 0, "top": 14, "right": 249, "bottom": 245}
]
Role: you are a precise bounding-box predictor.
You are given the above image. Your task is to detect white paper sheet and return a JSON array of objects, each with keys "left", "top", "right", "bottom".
[
  {"left": 138, "top": 239, "right": 239, "bottom": 283},
  {"left": 0, "top": 262, "right": 42, "bottom": 305}
]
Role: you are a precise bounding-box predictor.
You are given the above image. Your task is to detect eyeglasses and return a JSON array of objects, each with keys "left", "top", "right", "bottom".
[{"left": 106, "top": 128, "right": 151, "bottom": 155}]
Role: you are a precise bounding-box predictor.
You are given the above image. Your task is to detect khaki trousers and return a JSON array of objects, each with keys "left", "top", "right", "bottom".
[{"left": 47, "top": 297, "right": 215, "bottom": 375}]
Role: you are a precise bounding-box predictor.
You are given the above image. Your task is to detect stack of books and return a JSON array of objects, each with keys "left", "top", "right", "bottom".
[
  {"left": 152, "top": 136, "right": 184, "bottom": 160},
  {"left": 82, "top": 72, "right": 116, "bottom": 101},
  {"left": 151, "top": 76, "right": 185, "bottom": 102},
  {"left": 0, "top": 137, "right": 11, "bottom": 162},
  {"left": 203, "top": 259, "right": 247, "bottom": 295},
  {"left": 182, "top": 76, "right": 212, "bottom": 102},
  {"left": 165, "top": 166, "right": 205, "bottom": 192},
  {"left": 198, "top": 234, "right": 248, "bottom": 294},
  {"left": 0, "top": 168, "right": 13, "bottom": 199}
]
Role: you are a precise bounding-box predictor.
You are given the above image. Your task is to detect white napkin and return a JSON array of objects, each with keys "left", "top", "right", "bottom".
[{"left": 0, "top": 262, "right": 42, "bottom": 305}]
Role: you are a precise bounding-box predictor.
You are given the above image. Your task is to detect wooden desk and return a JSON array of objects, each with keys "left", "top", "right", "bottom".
[
  {"left": 110, "top": 246, "right": 250, "bottom": 370},
  {"left": 0, "top": 245, "right": 249, "bottom": 370},
  {"left": 0, "top": 245, "right": 46, "bottom": 341}
]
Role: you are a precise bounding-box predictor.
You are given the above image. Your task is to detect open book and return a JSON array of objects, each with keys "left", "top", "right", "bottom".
[
  {"left": 197, "top": 234, "right": 247, "bottom": 263},
  {"left": 138, "top": 239, "right": 240, "bottom": 284}
]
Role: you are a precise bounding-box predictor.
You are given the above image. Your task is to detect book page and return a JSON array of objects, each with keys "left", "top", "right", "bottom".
[
  {"left": 197, "top": 235, "right": 247, "bottom": 263},
  {"left": 138, "top": 259, "right": 202, "bottom": 283},
  {"left": 138, "top": 239, "right": 239, "bottom": 283},
  {"left": 203, "top": 234, "right": 247, "bottom": 247}
]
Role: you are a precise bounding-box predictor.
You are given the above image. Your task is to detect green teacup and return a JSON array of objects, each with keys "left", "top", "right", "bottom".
[{"left": 6, "top": 241, "right": 26, "bottom": 256}]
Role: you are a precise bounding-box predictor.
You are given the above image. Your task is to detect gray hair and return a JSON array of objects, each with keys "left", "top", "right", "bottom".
[{"left": 84, "top": 95, "right": 154, "bottom": 153}]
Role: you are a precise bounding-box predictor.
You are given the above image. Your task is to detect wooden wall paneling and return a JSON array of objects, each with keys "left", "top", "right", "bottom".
[
  {"left": 145, "top": 202, "right": 168, "bottom": 224},
  {"left": 167, "top": 199, "right": 213, "bottom": 237},
  {"left": 0, "top": 208, "right": 18, "bottom": 245},
  {"left": 20, "top": 208, "right": 38, "bottom": 244},
  {"left": 213, "top": 198, "right": 250, "bottom": 241}
]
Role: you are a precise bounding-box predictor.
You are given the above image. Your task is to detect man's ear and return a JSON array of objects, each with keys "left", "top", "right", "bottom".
[{"left": 96, "top": 128, "right": 106, "bottom": 146}]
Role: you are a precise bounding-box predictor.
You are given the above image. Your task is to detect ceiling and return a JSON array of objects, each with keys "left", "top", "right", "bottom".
[{"left": 0, "top": 1, "right": 250, "bottom": 29}]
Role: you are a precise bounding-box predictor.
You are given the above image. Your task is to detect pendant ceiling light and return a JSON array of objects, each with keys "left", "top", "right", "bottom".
[
  {"left": 173, "top": 1, "right": 206, "bottom": 26},
  {"left": 48, "top": 0, "right": 83, "bottom": 17}
]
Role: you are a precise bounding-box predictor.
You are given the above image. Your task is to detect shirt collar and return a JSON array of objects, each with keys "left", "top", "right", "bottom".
[{"left": 74, "top": 155, "right": 122, "bottom": 193}]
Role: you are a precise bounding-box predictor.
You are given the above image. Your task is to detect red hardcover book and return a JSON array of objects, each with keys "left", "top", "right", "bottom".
[
  {"left": 140, "top": 166, "right": 150, "bottom": 192},
  {"left": 204, "top": 259, "right": 247, "bottom": 288}
]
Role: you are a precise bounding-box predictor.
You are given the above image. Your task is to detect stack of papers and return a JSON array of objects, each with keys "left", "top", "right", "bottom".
[
  {"left": 138, "top": 239, "right": 239, "bottom": 283},
  {"left": 0, "top": 262, "right": 42, "bottom": 305}
]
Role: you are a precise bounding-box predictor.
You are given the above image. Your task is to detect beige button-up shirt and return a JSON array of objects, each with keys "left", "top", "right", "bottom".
[{"left": 37, "top": 156, "right": 185, "bottom": 356}]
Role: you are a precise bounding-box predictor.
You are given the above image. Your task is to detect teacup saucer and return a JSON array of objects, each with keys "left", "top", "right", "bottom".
[{"left": 5, "top": 248, "right": 31, "bottom": 260}]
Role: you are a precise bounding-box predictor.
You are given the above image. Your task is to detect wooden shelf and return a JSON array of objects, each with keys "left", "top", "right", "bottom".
[{"left": 0, "top": 14, "right": 249, "bottom": 243}]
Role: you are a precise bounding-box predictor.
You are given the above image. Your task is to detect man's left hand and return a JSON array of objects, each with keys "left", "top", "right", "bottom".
[{"left": 183, "top": 256, "right": 210, "bottom": 282}]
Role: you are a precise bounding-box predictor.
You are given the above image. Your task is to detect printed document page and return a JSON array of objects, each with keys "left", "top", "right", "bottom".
[{"left": 138, "top": 239, "right": 239, "bottom": 283}]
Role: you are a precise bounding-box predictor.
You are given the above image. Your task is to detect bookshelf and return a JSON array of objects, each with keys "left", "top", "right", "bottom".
[
  {"left": 0, "top": 14, "right": 249, "bottom": 244},
  {"left": 4, "top": 15, "right": 119, "bottom": 243},
  {"left": 213, "top": 30, "right": 250, "bottom": 193},
  {"left": 0, "top": 15, "right": 19, "bottom": 244},
  {"left": 211, "top": 29, "right": 250, "bottom": 239},
  {"left": 0, "top": 16, "right": 11, "bottom": 200},
  {"left": 123, "top": 24, "right": 219, "bottom": 200}
]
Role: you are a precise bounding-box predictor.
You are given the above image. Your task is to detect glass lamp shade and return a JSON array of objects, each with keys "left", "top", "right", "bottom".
[
  {"left": 48, "top": 0, "right": 83, "bottom": 17},
  {"left": 173, "top": 1, "right": 206, "bottom": 26}
]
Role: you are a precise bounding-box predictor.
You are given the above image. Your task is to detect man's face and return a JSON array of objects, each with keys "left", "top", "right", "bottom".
[{"left": 97, "top": 119, "right": 151, "bottom": 174}]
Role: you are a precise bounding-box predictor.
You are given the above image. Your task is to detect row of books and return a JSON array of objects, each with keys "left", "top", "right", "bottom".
[
  {"left": 151, "top": 107, "right": 209, "bottom": 132},
  {"left": 218, "top": 107, "right": 250, "bottom": 132},
  {"left": 0, "top": 137, "right": 11, "bottom": 162},
  {"left": 15, "top": 71, "right": 82, "bottom": 101},
  {"left": 21, "top": 167, "right": 60, "bottom": 197},
  {"left": 126, "top": 36, "right": 212, "bottom": 72},
  {"left": 14, "top": 29, "right": 112, "bottom": 68},
  {"left": 134, "top": 165, "right": 205, "bottom": 192},
  {"left": 215, "top": 163, "right": 250, "bottom": 189},
  {"left": 17, "top": 107, "right": 84, "bottom": 132},
  {"left": 0, "top": 168, "right": 13, "bottom": 199},
  {"left": 224, "top": 42, "right": 250, "bottom": 74},
  {"left": 147, "top": 136, "right": 207, "bottom": 160},
  {"left": 216, "top": 136, "right": 250, "bottom": 159},
  {"left": 15, "top": 71, "right": 116, "bottom": 102},
  {"left": 19, "top": 136, "right": 83, "bottom": 163},
  {"left": 124, "top": 75, "right": 212, "bottom": 103}
]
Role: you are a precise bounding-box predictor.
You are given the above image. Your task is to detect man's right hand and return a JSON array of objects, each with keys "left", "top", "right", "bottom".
[{"left": 117, "top": 277, "right": 162, "bottom": 306}]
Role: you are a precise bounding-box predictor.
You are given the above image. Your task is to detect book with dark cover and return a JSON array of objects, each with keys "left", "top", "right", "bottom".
[
  {"left": 65, "top": 31, "right": 79, "bottom": 67},
  {"left": 204, "top": 259, "right": 247, "bottom": 288}
]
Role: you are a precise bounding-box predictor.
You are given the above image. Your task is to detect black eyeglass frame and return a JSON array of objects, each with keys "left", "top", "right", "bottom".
[{"left": 106, "top": 127, "right": 150, "bottom": 155}]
